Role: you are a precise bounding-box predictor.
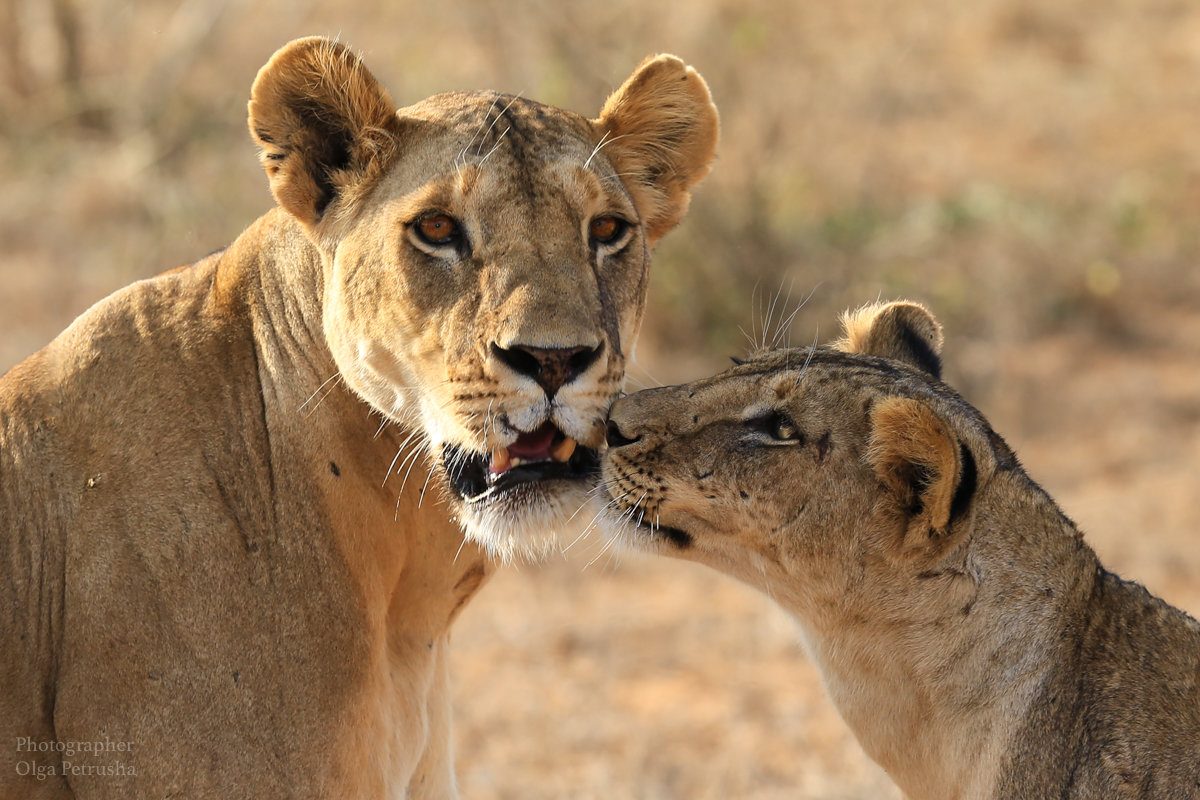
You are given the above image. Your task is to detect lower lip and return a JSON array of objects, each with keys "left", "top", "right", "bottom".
[{"left": 448, "top": 446, "right": 600, "bottom": 503}]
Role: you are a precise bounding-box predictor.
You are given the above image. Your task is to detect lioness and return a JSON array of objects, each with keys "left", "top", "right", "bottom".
[
  {"left": 1, "top": 38, "right": 717, "bottom": 798},
  {"left": 601, "top": 301, "right": 1200, "bottom": 799}
]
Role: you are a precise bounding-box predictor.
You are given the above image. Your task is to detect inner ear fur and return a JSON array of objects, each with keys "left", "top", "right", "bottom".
[
  {"left": 594, "top": 54, "right": 720, "bottom": 246},
  {"left": 868, "top": 396, "right": 972, "bottom": 557},
  {"left": 836, "top": 301, "right": 944, "bottom": 379},
  {"left": 248, "top": 37, "right": 402, "bottom": 231}
]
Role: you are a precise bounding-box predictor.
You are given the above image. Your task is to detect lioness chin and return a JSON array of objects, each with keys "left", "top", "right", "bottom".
[
  {"left": 0, "top": 38, "right": 717, "bottom": 799},
  {"left": 601, "top": 301, "right": 1200, "bottom": 800}
]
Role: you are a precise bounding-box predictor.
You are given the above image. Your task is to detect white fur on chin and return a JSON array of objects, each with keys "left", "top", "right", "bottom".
[{"left": 457, "top": 484, "right": 605, "bottom": 564}]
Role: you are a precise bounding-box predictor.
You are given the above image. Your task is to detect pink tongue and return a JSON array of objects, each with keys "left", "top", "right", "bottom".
[{"left": 508, "top": 422, "right": 558, "bottom": 460}]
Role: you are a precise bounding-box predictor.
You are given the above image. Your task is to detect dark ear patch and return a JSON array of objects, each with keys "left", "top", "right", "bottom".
[
  {"left": 948, "top": 442, "right": 977, "bottom": 524},
  {"left": 868, "top": 396, "right": 970, "bottom": 557},
  {"left": 895, "top": 316, "right": 943, "bottom": 379},
  {"left": 835, "top": 301, "right": 944, "bottom": 378}
]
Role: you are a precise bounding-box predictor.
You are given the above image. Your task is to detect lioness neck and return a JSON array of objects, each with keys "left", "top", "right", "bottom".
[
  {"left": 220, "top": 209, "right": 492, "bottom": 640},
  {"left": 805, "top": 476, "right": 1099, "bottom": 800}
]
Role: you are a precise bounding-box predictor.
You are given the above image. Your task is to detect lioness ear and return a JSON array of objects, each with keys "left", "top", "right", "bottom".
[
  {"left": 248, "top": 37, "right": 402, "bottom": 231},
  {"left": 594, "top": 54, "right": 720, "bottom": 245},
  {"left": 868, "top": 396, "right": 977, "bottom": 557},
  {"left": 836, "top": 301, "right": 944, "bottom": 379}
]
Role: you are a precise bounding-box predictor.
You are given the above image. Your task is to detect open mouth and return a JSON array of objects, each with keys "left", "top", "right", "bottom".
[{"left": 444, "top": 422, "right": 600, "bottom": 503}]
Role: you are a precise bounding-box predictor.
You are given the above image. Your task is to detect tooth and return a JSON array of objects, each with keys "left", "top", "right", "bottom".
[
  {"left": 512, "top": 457, "right": 524, "bottom": 468},
  {"left": 550, "top": 437, "right": 578, "bottom": 463},
  {"left": 490, "top": 448, "right": 511, "bottom": 474}
]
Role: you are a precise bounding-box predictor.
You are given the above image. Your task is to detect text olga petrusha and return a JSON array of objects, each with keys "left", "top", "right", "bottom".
[{"left": 14, "top": 737, "right": 137, "bottom": 781}]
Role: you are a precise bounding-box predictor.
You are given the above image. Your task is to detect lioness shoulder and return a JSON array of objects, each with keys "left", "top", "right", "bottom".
[
  {"left": 1, "top": 38, "right": 717, "bottom": 799},
  {"left": 602, "top": 301, "right": 1200, "bottom": 800}
]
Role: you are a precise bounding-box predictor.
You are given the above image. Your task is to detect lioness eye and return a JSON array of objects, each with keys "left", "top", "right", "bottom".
[
  {"left": 415, "top": 214, "right": 459, "bottom": 246},
  {"left": 751, "top": 411, "right": 803, "bottom": 444},
  {"left": 589, "top": 215, "right": 627, "bottom": 245},
  {"left": 771, "top": 414, "right": 799, "bottom": 441}
]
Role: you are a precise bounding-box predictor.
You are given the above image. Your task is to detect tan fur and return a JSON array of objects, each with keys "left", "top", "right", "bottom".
[
  {"left": 0, "top": 38, "right": 717, "bottom": 799},
  {"left": 601, "top": 301, "right": 1200, "bottom": 799}
]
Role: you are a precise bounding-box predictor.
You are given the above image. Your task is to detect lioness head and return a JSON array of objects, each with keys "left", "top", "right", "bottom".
[
  {"left": 601, "top": 302, "right": 1011, "bottom": 617},
  {"left": 247, "top": 38, "right": 718, "bottom": 559}
]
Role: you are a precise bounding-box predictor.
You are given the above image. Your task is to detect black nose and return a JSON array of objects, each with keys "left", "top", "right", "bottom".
[
  {"left": 605, "top": 419, "right": 641, "bottom": 448},
  {"left": 491, "top": 343, "right": 604, "bottom": 398}
]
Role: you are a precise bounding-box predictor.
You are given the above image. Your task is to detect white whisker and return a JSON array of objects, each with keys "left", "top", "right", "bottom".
[{"left": 299, "top": 371, "right": 343, "bottom": 416}]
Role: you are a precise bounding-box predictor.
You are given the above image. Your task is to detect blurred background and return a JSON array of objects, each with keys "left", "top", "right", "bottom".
[{"left": 2, "top": 0, "right": 1198, "bottom": 797}]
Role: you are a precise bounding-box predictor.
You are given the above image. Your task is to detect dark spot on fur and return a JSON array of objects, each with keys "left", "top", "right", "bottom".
[
  {"left": 329, "top": 461, "right": 341, "bottom": 477},
  {"left": 454, "top": 562, "right": 487, "bottom": 592},
  {"left": 232, "top": 670, "right": 240, "bottom": 686},
  {"left": 657, "top": 525, "right": 693, "bottom": 549},
  {"left": 739, "top": 490, "right": 749, "bottom": 499},
  {"left": 816, "top": 432, "right": 833, "bottom": 462},
  {"left": 448, "top": 562, "right": 489, "bottom": 624}
]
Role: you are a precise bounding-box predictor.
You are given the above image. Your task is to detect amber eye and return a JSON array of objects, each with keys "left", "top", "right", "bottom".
[
  {"left": 589, "top": 215, "right": 627, "bottom": 245},
  {"left": 414, "top": 214, "right": 460, "bottom": 246},
  {"left": 770, "top": 414, "right": 800, "bottom": 442},
  {"left": 750, "top": 411, "right": 803, "bottom": 444}
]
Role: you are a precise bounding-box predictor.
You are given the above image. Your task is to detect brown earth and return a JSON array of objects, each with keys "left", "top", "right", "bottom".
[{"left": 2, "top": 1, "right": 1198, "bottom": 797}]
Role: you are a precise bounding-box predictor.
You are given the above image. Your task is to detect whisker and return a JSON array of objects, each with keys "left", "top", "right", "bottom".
[
  {"left": 383, "top": 428, "right": 425, "bottom": 487},
  {"left": 477, "top": 126, "right": 511, "bottom": 167},
  {"left": 796, "top": 326, "right": 820, "bottom": 384},
  {"left": 583, "top": 130, "right": 631, "bottom": 170},
  {"left": 397, "top": 442, "right": 431, "bottom": 496},
  {"left": 416, "top": 459, "right": 440, "bottom": 509},
  {"left": 771, "top": 283, "right": 820, "bottom": 351},
  {"left": 475, "top": 93, "right": 522, "bottom": 158},
  {"left": 299, "top": 371, "right": 340, "bottom": 411},
  {"left": 459, "top": 95, "right": 501, "bottom": 167}
]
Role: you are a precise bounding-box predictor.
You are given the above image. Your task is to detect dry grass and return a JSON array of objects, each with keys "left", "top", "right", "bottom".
[{"left": 2, "top": 0, "right": 1199, "bottom": 796}]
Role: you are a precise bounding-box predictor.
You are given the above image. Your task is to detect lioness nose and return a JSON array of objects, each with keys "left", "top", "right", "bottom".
[
  {"left": 605, "top": 419, "right": 641, "bottom": 448},
  {"left": 491, "top": 343, "right": 604, "bottom": 397}
]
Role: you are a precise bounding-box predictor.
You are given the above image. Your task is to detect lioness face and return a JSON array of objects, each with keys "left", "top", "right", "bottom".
[
  {"left": 329, "top": 99, "right": 653, "bottom": 558},
  {"left": 600, "top": 303, "right": 991, "bottom": 615},
  {"left": 248, "top": 39, "right": 718, "bottom": 559},
  {"left": 601, "top": 349, "right": 882, "bottom": 603}
]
